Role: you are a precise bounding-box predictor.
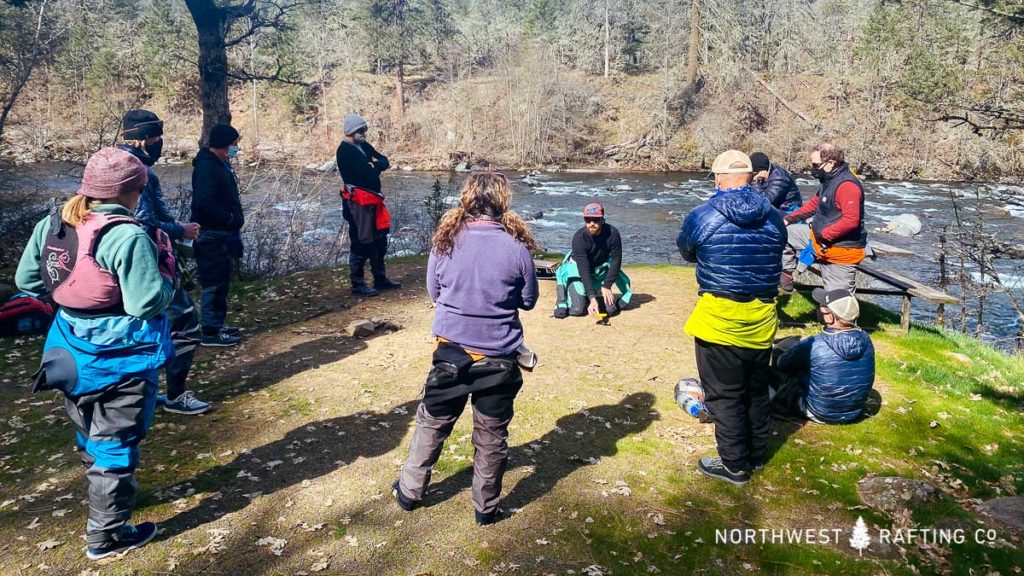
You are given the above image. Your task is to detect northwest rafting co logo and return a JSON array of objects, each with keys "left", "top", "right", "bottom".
[
  {"left": 713, "top": 516, "right": 1000, "bottom": 550},
  {"left": 849, "top": 516, "right": 871, "bottom": 555}
]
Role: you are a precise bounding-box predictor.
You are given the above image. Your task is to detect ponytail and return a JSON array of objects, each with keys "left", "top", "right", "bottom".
[
  {"left": 61, "top": 195, "right": 101, "bottom": 227},
  {"left": 431, "top": 206, "right": 468, "bottom": 256}
]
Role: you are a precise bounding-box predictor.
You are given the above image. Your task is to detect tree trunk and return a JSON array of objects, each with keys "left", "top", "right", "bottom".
[
  {"left": 395, "top": 59, "right": 406, "bottom": 119},
  {"left": 0, "top": 68, "right": 32, "bottom": 143},
  {"left": 686, "top": 0, "right": 700, "bottom": 86},
  {"left": 603, "top": 0, "right": 610, "bottom": 79},
  {"left": 185, "top": 0, "right": 232, "bottom": 147}
]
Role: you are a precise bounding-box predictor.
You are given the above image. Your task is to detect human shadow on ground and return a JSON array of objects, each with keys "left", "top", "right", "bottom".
[
  {"left": 626, "top": 293, "right": 657, "bottom": 309},
  {"left": 152, "top": 399, "right": 419, "bottom": 540},
  {"left": 187, "top": 328, "right": 398, "bottom": 405},
  {"left": 424, "top": 392, "right": 658, "bottom": 516}
]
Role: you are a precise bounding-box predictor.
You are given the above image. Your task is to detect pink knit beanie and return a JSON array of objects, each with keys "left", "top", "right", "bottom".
[{"left": 79, "top": 147, "right": 148, "bottom": 199}]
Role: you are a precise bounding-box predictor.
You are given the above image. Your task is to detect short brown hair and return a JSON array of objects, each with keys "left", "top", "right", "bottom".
[{"left": 813, "top": 142, "right": 844, "bottom": 164}]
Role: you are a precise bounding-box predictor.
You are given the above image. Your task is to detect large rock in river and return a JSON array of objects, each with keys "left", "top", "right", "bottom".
[{"left": 881, "top": 214, "right": 923, "bottom": 238}]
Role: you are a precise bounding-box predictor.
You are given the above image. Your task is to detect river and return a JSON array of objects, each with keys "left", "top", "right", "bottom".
[{"left": 2, "top": 161, "right": 1022, "bottom": 348}]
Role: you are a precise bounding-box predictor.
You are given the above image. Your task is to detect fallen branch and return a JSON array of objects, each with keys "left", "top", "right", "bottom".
[{"left": 745, "top": 67, "right": 828, "bottom": 135}]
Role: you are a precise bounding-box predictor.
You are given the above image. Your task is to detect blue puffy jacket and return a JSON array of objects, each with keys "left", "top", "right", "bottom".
[
  {"left": 778, "top": 328, "right": 875, "bottom": 423},
  {"left": 677, "top": 185, "right": 787, "bottom": 298},
  {"left": 119, "top": 145, "right": 185, "bottom": 240},
  {"left": 753, "top": 164, "right": 802, "bottom": 213}
]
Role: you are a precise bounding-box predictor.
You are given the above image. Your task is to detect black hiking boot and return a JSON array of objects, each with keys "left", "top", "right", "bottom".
[
  {"left": 391, "top": 480, "right": 418, "bottom": 512},
  {"left": 475, "top": 508, "right": 500, "bottom": 526},
  {"left": 697, "top": 457, "right": 750, "bottom": 486},
  {"left": 374, "top": 279, "right": 402, "bottom": 291},
  {"left": 351, "top": 284, "right": 380, "bottom": 297}
]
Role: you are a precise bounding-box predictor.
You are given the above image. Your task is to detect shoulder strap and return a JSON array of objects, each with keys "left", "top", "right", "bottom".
[{"left": 87, "top": 214, "right": 142, "bottom": 257}]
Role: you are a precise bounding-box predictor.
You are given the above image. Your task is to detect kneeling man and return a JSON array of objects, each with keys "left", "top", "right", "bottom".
[{"left": 554, "top": 203, "right": 632, "bottom": 318}]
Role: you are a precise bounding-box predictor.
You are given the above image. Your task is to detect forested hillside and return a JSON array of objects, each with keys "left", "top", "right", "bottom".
[{"left": 1, "top": 0, "right": 1023, "bottom": 180}]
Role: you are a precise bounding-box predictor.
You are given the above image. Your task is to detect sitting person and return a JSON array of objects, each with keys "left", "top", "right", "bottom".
[
  {"left": 771, "top": 288, "right": 875, "bottom": 424},
  {"left": 750, "top": 151, "right": 802, "bottom": 214},
  {"left": 553, "top": 203, "right": 632, "bottom": 318}
]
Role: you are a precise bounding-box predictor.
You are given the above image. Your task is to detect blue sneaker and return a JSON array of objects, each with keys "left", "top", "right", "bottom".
[
  {"left": 164, "top": 391, "right": 211, "bottom": 415},
  {"left": 86, "top": 522, "right": 158, "bottom": 561},
  {"left": 200, "top": 331, "right": 240, "bottom": 347}
]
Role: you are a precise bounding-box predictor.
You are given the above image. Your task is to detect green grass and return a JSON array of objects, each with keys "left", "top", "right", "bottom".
[{"left": 1, "top": 266, "right": 1021, "bottom": 574}]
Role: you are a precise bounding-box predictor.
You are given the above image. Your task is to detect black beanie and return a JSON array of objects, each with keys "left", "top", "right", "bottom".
[
  {"left": 122, "top": 109, "right": 163, "bottom": 140},
  {"left": 750, "top": 152, "right": 770, "bottom": 172},
  {"left": 208, "top": 124, "right": 240, "bottom": 149}
]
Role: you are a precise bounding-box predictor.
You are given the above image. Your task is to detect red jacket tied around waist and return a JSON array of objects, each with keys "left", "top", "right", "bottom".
[{"left": 341, "top": 185, "right": 392, "bottom": 244}]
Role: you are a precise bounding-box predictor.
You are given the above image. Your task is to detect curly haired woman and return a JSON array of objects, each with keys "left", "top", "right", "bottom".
[{"left": 393, "top": 172, "right": 538, "bottom": 525}]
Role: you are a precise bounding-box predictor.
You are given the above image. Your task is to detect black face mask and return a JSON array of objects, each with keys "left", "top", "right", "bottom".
[
  {"left": 810, "top": 167, "right": 827, "bottom": 181},
  {"left": 816, "top": 309, "right": 828, "bottom": 324},
  {"left": 143, "top": 139, "right": 163, "bottom": 165}
]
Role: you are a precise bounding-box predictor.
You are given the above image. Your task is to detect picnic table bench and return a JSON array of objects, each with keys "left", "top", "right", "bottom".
[{"left": 796, "top": 241, "right": 958, "bottom": 333}]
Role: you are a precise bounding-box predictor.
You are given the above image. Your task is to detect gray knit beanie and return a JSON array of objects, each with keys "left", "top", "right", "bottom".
[{"left": 342, "top": 113, "right": 368, "bottom": 136}]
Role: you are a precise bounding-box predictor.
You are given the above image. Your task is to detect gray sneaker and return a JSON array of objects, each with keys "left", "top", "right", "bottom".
[
  {"left": 164, "top": 391, "right": 211, "bottom": 415},
  {"left": 698, "top": 457, "right": 751, "bottom": 486}
]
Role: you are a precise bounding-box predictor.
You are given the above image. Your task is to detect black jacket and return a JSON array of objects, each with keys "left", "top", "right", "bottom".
[
  {"left": 571, "top": 224, "right": 622, "bottom": 298},
  {"left": 190, "top": 148, "right": 243, "bottom": 232},
  {"left": 753, "top": 163, "right": 802, "bottom": 213},
  {"left": 336, "top": 140, "right": 389, "bottom": 194}
]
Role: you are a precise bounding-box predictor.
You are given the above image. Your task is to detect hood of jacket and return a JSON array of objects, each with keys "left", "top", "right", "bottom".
[
  {"left": 708, "top": 185, "right": 773, "bottom": 229},
  {"left": 821, "top": 328, "right": 871, "bottom": 361}
]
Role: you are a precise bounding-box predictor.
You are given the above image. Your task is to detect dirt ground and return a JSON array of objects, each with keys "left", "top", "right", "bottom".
[{"left": 1, "top": 263, "right": 726, "bottom": 575}]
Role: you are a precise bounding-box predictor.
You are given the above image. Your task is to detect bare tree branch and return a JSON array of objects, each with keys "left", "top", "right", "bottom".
[
  {"left": 225, "top": 0, "right": 304, "bottom": 48},
  {"left": 946, "top": 0, "right": 1024, "bottom": 24},
  {"left": 227, "top": 61, "right": 311, "bottom": 86}
]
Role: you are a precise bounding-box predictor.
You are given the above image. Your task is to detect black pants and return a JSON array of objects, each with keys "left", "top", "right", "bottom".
[
  {"left": 349, "top": 225, "right": 388, "bottom": 288},
  {"left": 195, "top": 230, "right": 238, "bottom": 332},
  {"left": 561, "top": 283, "right": 621, "bottom": 317},
  {"left": 694, "top": 338, "right": 775, "bottom": 472},
  {"left": 165, "top": 281, "right": 200, "bottom": 398}
]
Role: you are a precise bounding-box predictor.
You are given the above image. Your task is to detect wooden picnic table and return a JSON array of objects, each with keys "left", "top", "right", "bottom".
[{"left": 796, "top": 241, "right": 958, "bottom": 333}]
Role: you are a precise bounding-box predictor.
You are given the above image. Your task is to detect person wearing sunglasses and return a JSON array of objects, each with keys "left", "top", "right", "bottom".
[
  {"left": 553, "top": 202, "right": 632, "bottom": 319},
  {"left": 779, "top": 143, "right": 867, "bottom": 294},
  {"left": 336, "top": 113, "right": 401, "bottom": 297}
]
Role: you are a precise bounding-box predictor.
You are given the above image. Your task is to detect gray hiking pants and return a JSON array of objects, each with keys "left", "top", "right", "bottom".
[
  {"left": 782, "top": 223, "right": 858, "bottom": 293},
  {"left": 399, "top": 357, "right": 523, "bottom": 515},
  {"left": 65, "top": 378, "right": 157, "bottom": 549}
]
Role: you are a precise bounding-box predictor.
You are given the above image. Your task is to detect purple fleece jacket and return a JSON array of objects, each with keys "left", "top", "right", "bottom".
[{"left": 427, "top": 220, "right": 539, "bottom": 356}]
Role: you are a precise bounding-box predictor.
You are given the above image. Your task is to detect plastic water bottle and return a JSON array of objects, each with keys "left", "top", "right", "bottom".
[{"left": 675, "top": 378, "right": 706, "bottom": 418}]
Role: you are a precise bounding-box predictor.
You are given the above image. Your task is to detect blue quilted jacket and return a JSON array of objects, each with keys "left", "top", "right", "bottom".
[
  {"left": 778, "top": 328, "right": 875, "bottom": 423},
  {"left": 676, "top": 185, "right": 787, "bottom": 298}
]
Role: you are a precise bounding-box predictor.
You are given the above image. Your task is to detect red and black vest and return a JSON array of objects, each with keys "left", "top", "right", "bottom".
[
  {"left": 810, "top": 163, "right": 867, "bottom": 248},
  {"left": 40, "top": 212, "right": 140, "bottom": 314}
]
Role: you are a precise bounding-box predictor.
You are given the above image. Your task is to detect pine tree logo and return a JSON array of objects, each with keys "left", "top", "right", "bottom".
[{"left": 849, "top": 516, "right": 871, "bottom": 555}]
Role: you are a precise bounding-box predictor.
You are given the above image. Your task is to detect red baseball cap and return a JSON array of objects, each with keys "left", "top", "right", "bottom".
[{"left": 583, "top": 203, "right": 605, "bottom": 218}]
